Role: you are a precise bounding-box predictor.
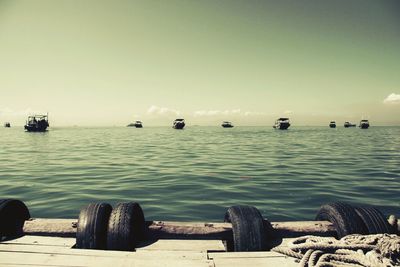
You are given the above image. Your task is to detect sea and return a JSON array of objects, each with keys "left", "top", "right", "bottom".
[{"left": 0, "top": 126, "right": 399, "bottom": 222}]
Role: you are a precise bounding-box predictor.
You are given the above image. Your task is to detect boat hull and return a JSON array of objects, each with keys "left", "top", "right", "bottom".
[
  {"left": 274, "top": 122, "right": 290, "bottom": 130},
  {"left": 24, "top": 125, "right": 48, "bottom": 132},
  {"left": 329, "top": 124, "right": 336, "bottom": 128},
  {"left": 359, "top": 124, "right": 369, "bottom": 129},
  {"left": 173, "top": 123, "right": 185, "bottom": 129}
]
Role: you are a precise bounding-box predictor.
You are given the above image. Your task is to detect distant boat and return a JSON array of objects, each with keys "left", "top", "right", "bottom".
[
  {"left": 273, "top": 118, "right": 290, "bottom": 130},
  {"left": 344, "top": 121, "right": 356, "bottom": 128},
  {"left": 329, "top": 121, "right": 336, "bottom": 128},
  {"left": 24, "top": 114, "right": 49, "bottom": 132},
  {"left": 4, "top": 122, "right": 10, "bottom": 128},
  {"left": 127, "top": 121, "right": 143, "bottom": 128},
  {"left": 359, "top": 120, "right": 370, "bottom": 129},
  {"left": 173, "top": 119, "right": 185, "bottom": 129},
  {"left": 221, "top": 121, "right": 234, "bottom": 128}
]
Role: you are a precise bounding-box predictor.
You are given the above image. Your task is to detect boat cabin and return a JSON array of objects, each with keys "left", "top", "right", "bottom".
[
  {"left": 273, "top": 118, "right": 291, "bottom": 130},
  {"left": 24, "top": 114, "right": 49, "bottom": 132},
  {"left": 173, "top": 119, "right": 185, "bottom": 129},
  {"left": 221, "top": 121, "right": 234, "bottom": 128}
]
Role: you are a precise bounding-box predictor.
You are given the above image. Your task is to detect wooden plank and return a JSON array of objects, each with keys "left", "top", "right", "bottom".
[
  {"left": 271, "top": 221, "right": 336, "bottom": 237},
  {"left": 23, "top": 218, "right": 337, "bottom": 239},
  {"left": 23, "top": 218, "right": 77, "bottom": 237},
  {"left": 208, "top": 251, "right": 287, "bottom": 259},
  {"left": 136, "top": 250, "right": 207, "bottom": 260},
  {"left": 137, "top": 239, "right": 225, "bottom": 252},
  {"left": 0, "top": 243, "right": 207, "bottom": 260},
  {"left": 1, "top": 236, "right": 76, "bottom": 247},
  {"left": 147, "top": 221, "right": 233, "bottom": 240},
  {"left": 213, "top": 257, "right": 298, "bottom": 267},
  {"left": 0, "top": 251, "right": 213, "bottom": 267}
]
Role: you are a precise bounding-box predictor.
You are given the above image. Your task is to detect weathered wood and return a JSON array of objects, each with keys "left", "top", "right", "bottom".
[
  {"left": 23, "top": 218, "right": 77, "bottom": 237},
  {"left": 0, "top": 244, "right": 207, "bottom": 260},
  {"left": 212, "top": 257, "right": 298, "bottom": 267},
  {"left": 2, "top": 235, "right": 76, "bottom": 247},
  {"left": 146, "top": 221, "right": 233, "bottom": 240},
  {"left": 136, "top": 239, "right": 225, "bottom": 252},
  {"left": 23, "top": 218, "right": 337, "bottom": 239},
  {"left": 0, "top": 251, "right": 213, "bottom": 267},
  {"left": 208, "top": 251, "right": 288, "bottom": 259},
  {"left": 0, "top": 236, "right": 214, "bottom": 267},
  {"left": 271, "top": 221, "right": 337, "bottom": 237}
]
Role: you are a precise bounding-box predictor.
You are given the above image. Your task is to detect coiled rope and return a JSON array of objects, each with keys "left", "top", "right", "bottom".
[{"left": 272, "top": 234, "right": 400, "bottom": 267}]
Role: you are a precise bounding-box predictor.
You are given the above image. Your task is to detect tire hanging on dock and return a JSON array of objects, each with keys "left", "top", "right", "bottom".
[
  {"left": 223, "top": 205, "right": 269, "bottom": 252},
  {"left": 76, "top": 203, "right": 112, "bottom": 249},
  {"left": 0, "top": 199, "right": 30, "bottom": 239},
  {"left": 354, "top": 206, "right": 393, "bottom": 234},
  {"left": 106, "top": 202, "right": 146, "bottom": 251},
  {"left": 315, "top": 202, "right": 366, "bottom": 238}
]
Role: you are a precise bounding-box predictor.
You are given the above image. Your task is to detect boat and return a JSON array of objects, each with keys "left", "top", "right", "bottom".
[
  {"left": 344, "top": 121, "right": 356, "bottom": 128},
  {"left": 221, "top": 121, "right": 234, "bottom": 128},
  {"left": 24, "top": 114, "right": 49, "bottom": 132},
  {"left": 359, "top": 120, "right": 370, "bottom": 129},
  {"left": 4, "top": 122, "right": 10, "bottom": 128},
  {"left": 273, "top": 118, "right": 290, "bottom": 130},
  {"left": 329, "top": 121, "right": 336, "bottom": 128},
  {"left": 127, "top": 121, "right": 143, "bottom": 128},
  {"left": 173, "top": 119, "right": 185, "bottom": 129}
]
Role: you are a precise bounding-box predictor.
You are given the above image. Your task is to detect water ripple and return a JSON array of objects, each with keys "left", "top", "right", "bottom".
[{"left": 0, "top": 126, "right": 399, "bottom": 221}]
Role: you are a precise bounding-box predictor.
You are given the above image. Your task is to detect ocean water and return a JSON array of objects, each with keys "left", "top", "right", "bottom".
[{"left": 0, "top": 126, "right": 399, "bottom": 222}]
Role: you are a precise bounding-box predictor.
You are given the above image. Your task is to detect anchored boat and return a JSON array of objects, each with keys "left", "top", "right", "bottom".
[
  {"left": 344, "top": 121, "right": 356, "bottom": 128},
  {"left": 4, "top": 122, "right": 10, "bottom": 128},
  {"left": 359, "top": 120, "right": 370, "bottom": 129},
  {"left": 127, "top": 121, "right": 143, "bottom": 128},
  {"left": 329, "top": 121, "right": 336, "bottom": 128},
  {"left": 24, "top": 114, "right": 49, "bottom": 132},
  {"left": 173, "top": 119, "right": 185, "bottom": 129},
  {"left": 221, "top": 121, "right": 234, "bottom": 128},
  {"left": 273, "top": 118, "right": 290, "bottom": 130}
]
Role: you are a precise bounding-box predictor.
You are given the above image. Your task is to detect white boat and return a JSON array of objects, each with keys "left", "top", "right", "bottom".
[{"left": 273, "top": 118, "right": 290, "bottom": 130}]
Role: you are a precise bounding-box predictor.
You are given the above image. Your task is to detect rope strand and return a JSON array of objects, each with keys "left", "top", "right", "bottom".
[{"left": 273, "top": 234, "right": 400, "bottom": 267}]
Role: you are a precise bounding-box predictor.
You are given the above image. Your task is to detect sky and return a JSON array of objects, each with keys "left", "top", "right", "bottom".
[{"left": 0, "top": 0, "right": 399, "bottom": 126}]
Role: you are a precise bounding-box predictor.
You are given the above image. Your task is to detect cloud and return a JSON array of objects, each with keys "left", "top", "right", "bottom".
[
  {"left": 0, "top": 107, "right": 43, "bottom": 116},
  {"left": 147, "top": 105, "right": 181, "bottom": 116},
  {"left": 383, "top": 93, "right": 400, "bottom": 104}
]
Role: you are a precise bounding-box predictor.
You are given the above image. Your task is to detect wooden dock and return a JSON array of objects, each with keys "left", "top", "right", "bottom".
[
  {"left": 0, "top": 235, "right": 298, "bottom": 267},
  {"left": 1, "top": 200, "right": 397, "bottom": 266}
]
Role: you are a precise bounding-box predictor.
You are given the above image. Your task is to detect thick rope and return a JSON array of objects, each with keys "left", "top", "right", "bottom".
[{"left": 272, "top": 234, "right": 400, "bottom": 267}]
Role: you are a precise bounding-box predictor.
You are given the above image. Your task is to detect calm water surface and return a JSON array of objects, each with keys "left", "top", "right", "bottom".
[{"left": 0, "top": 126, "right": 399, "bottom": 221}]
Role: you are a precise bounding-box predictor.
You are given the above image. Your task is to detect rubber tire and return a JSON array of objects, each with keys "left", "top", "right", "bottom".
[
  {"left": 76, "top": 203, "right": 112, "bottom": 249},
  {"left": 223, "top": 205, "right": 268, "bottom": 252},
  {"left": 355, "top": 206, "right": 393, "bottom": 234},
  {"left": 0, "top": 199, "right": 30, "bottom": 238},
  {"left": 106, "top": 202, "right": 145, "bottom": 251},
  {"left": 315, "top": 202, "right": 366, "bottom": 238}
]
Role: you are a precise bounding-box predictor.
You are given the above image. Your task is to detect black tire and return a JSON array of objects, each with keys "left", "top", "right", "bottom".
[
  {"left": 106, "top": 202, "right": 145, "bottom": 251},
  {"left": 223, "top": 205, "right": 268, "bottom": 252},
  {"left": 76, "top": 203, "right": 112, "bottom": 249},
  {"left": 315, "top": 202, "right": 366, "bottom": 238},
  {"left": 0, "top": 199, "right": 30, "bottom": 238},
  {"left": 355, "top": 206, "right": 393, "bottom": 234}
]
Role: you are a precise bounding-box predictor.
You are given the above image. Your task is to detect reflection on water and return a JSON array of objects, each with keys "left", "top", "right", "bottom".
[{"left": 0, "top": 126, "right": 399, "bottom": 221}]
